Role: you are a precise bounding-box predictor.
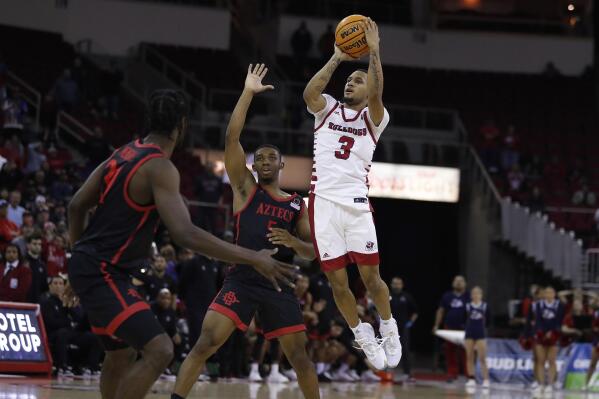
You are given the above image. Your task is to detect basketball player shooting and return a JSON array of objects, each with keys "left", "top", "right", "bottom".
[
  {"left": 67, "top": 90, "right": 297, "bottom": 399},
  {"left": 302, "top": 18, "right": 401, "bottom": 370},
  {"left": 171, "top": 64, "right": 319, "bottom": 399}
]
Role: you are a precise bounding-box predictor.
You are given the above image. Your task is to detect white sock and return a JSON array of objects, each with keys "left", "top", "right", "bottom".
[
  {"left": 251, "top": 362, "right": 259, "bottom": 373},
  {"left": 380, "top": 317, "right": 394, "bottom": 326},
  {"left": 350, "top": 321, "right": 362, "bottom": 335},
  {"left": 316, "top": 362, "right": 325, "bottom": 374},
  {"left": 270, "top": 363, "right": 279, "bottom": 374}
]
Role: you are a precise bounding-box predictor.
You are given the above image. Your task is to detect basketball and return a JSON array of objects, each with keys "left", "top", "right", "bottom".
[{"left": 335, "top": 14, "right": 369, "bottom": 58}]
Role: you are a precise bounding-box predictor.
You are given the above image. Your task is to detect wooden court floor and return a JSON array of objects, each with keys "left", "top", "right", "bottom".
[{"left": 3, "top": 376, "right": 599, "bottom": 399}]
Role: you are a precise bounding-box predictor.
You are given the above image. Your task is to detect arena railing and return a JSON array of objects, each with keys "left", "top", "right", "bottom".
[{"left": 7, "top": 71, "right": 41, "bottom": 129}]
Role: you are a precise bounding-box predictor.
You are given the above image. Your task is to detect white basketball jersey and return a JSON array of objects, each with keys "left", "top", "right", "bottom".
[{"left": 308, "top": 94, "right": 390, "bottom": 212}]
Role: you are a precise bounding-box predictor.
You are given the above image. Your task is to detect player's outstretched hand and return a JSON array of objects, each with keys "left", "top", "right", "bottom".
[
  {"left": 333, "top": 44, "right": 354, "bottom": 62},
  {"left": 251, "top": 248, "right": 298, "bottom": 292},
  {"left": 361, "top": 17, "right": 380, "bottom": 52},
  {"left": 245, "top": 63, "right": 275, "bottom": 94},
  {"left": 267, "top": 227, "right": 296, "bottom": 248}
]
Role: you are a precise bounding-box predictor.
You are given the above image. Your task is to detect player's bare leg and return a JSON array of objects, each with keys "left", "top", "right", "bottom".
[
  {"left": 113, "top": 333, "right": 174, "bottom": 399},
  {"left": 325, "top": 268, "right": 386, "bottom": 369},
  {"left": 100, "top": 347, "right": 136, "bottom": 399},
  {"left": 325, "top": 269, "right": 360, "bottom": 327},
  {"left": 358, "top": 264, "right": 402, "bottom": 368},
  {"left": 279, "top": 332, "right": 320, "bottom": 399},
  {"left": 357, "top": 264, "right": 391, "bottom": 319},
  {"left": 172, "top": 311, "right": 236, "bottom": 398}
]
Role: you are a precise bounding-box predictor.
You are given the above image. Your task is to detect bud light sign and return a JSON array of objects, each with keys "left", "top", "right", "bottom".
[{"left": 0, "top": 302, "right": 52, "bottom": 374}]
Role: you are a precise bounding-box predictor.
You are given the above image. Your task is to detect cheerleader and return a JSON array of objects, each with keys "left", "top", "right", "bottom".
[
  {"left": 586, "top": 301, "right": 599, "bottom": 389},
  {"left": 532, "top": 286, "right": 565, "bottom": 395},
  {"left": 464, "top": 286, "right": 490, "bottom": 389}
]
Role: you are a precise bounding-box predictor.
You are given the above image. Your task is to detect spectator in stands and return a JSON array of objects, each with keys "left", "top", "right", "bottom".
[
  {"left": 525, "top": 155, "right": 544, "bottom": 180},
  {"left": 50, "top": 69, "right": 79, "bottom": 112},
  {"left": 0, "top": 244, "right": 31, "bottom": 302},
  {"left": 568, "top": 159, "right": 587, "bottom": 186},
  {"left": 44, "top": 235, "right": 67, "bottom": 277},
  {"left": 291, "top": 21, "right": 313, "bottom": 64},
  {"left": 500, "top": 125, "right": 519, "bottom": 171},
  {"left": 0, "top": 199, "right": 19, "bottom": 251},
  {"left": 23, "top": 142, "right": 47, "bottom": 176},
  {"left": 507, "top": 163, "right": 526, "bottom": 198},
  {"left": 558, "top": 287, "right": 596, "bottom": 313},
  {"left": 195, "top": 162, "right": 223, "bottom": 234},
  {"left": 71, "top": 57, "right": 89, "bottom": 100},
  {"left": 178, "top": 252, "right": 219, "bottom": 345},
  {"left": 51, "top": 169, "right": 74, "bottom": 201},
  {"left": 317, "top": 24, "right": 335, "bottom": 61},
  {"left": 41, "top": 276, "right": 102, "bottom": 377},
  {"left": 0, "top": 161, "right": 23, "bottom": 190},
  {"left": 26, "top": 233, "right": 48, "bottom": 303},
  {"left": 138, "top": 255, "right": 178, "bottom": 309},
  {"left": 7, "top": 190, "right": 25, "bottom": 227},
  {"left": 86, "top": 126, "right": 111, "bottom": 166},
  {"left": 2, "top": 87, "right": 28, "bottom": 138},
  {"left": 160, "top": 244, "right": 178, "bottom": 283},
  {"left": 528, "top": 186, "right": 545, "bottom": 214},
  {"left": 151, "top": 288, "right": 181, "bottom": 375},
  {"left": 479, "top": 119, "right": 501, "bottom": 173},
  {"left": 101, "top": 60, "right": 123, "bottom": 120},
  {"left": 390, "top": 277, "right": 418, "bottom": 381},
  {"left": 433, "top": 275, "right": 469, "bottom": 382},
  {"left": 562, "top": 299, "right": 593, "bottom": 343},
  {"left": 572, "top": 184, "right": 597, "bottom": 207}
]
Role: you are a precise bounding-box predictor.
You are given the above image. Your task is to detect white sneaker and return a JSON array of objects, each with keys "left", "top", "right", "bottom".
[
  {"left": 58, "top": 368, "right": 74, "bottom": 378},
  {"left": 266, "top": 370, "right": 290, "bottom": 383},
  {"left": 361, "top": 369, "right": 382, "bottom": 382},
  {"left": 348, "top": 369, "right": 361, "bottom": 381},
  {"left": 197, "top": 373, "right": 211, "bottom": 382},
  {"left": 482, "top": 380, "right": 490, "bottom": 389},
  {"left": 530, "top": 381, "right": 539, "bottom": 390},
  {"left": 282, "top": 369, "right": 297, "bottom": 381},
  {"left": 354, "top": 323, "right": 387, "bottom": 370},
  {"left": 465, "top": 379, "right": 476, "bottom": 388},
  {"left": 543, "top": 385, "right": 553, "bottom": 394},
  {"left": 379, "top": 318, "right": 402, "bottom": 368},
  {"left": 249, "top": 369, "right": 263, "bottom": 382},
  {"left": 332, "top": 369, "right": 357, "bottom": 382}
]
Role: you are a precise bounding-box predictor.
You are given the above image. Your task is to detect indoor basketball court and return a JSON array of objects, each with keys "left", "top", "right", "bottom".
[{"left": 2, "top": 377, "right": 599, "bottom": 399}]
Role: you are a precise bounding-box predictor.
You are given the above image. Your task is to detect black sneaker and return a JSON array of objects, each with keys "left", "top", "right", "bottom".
[{"left": 318, "top": 373, "right": 332, "bottom": 382}]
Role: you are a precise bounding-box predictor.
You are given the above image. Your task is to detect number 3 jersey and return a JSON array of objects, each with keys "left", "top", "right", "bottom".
[
  {"left": 308, "top": 94, "right": 390, "bottom": 212},
  {"left": 73, "top": 139, "right": 164, "bottom": 270}
]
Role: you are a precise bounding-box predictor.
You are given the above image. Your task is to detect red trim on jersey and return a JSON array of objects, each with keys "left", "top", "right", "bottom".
[
  {"left": 235, "top": 213, "right": 241, "bottom": 243},
  {"left": 110, "top": 210, "right": 151, "bottom": 264},
  {"left": 260, "top": 185, "right": 299, "bottom": 203},
  {"left": 348, "top": 251, "right": 380, "bottom": 266},
  {"left": 299, "top": 199, "right": 307, "bottom": 219},
  {"left": 123, "top": 153, "right": 164, "bottom": 212},
  {"left": 91, "top": 301, "right": 151, "bottom": 336},
  {"left": 311, "top": 176, "right": 318, "bottom": 181},
  {"left": 364, "top": 111, "right": 378, "bottom": 145},
  {"left": 134, "top": 139, "right": 165, "bottom": 155},
  {"left": 99, "top": 165, "right": 124, "bottom": 204},
  {"left": 209, "top": 303, "right": 249, "bottom": 331},
  {"left": 100, "top": 261, "right": 128, "bottom": 309},
  {"left": 310, "top": 184, "right": 315, "bottom": 192},
  {"left": 308, "top": 194, "right": 322, "bottom": 261},
  {"left": 233, "top": 184, "right": 258, "bottom": 216},
  {"left": 340, "top": 104, "right": 364, "bottom": 122},
  {"left": 264, "top": 324, "right": 307, "bottom": 340},
  {"left": 320, "top": 254, "right": 351, "bottom": 272},
  {"left": 314, "top": 102, "right": 339, "bottom": 132}
]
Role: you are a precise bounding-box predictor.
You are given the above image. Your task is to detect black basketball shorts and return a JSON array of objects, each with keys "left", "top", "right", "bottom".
[
  {"left": 68, "top": 251, "right": 165, "bottom": 351},
  {"left": 209, "top": 279, "right": 306, "bottom": 340}
]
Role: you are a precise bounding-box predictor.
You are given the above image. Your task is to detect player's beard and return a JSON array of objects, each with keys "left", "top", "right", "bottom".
[{"left": 343, "top": 96, "right": 357, "bottom": 105}]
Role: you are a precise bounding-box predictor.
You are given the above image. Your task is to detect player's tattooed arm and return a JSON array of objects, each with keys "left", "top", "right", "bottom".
[
  {"left": 267, "top": 208, "right": 316, "bottom": 260},
  {"left": 303, "top": 46, "right": 351, "bottom": 114},
  {"left": 226, "top": 64, "right": 273, "bottom": 205},
  {"left": 363, "top": 18, "right": 385, "bottom": 126},
  {"left": 68, "top": 160, "right": 105, "bottom": 244}
]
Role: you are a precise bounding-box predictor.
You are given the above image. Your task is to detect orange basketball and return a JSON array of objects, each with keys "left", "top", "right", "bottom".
[{"left": 335, "top": 14, "right": 369, "bottom": 59}]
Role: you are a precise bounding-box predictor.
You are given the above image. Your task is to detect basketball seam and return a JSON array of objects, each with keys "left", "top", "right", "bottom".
[
  {"left": 335, "top": 20, "right": 362, "bottom": 37},
  {"left": 338, "top": 32, "right": 365, "bottom": 47}
]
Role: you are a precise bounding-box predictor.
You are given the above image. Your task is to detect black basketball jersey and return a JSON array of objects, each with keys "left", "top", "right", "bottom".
[
  {"left": 227, "top": 185, "right": 305, "bottom": 289},
  {"left": 73, "top": 139, "right": 164, "bottom": 270}
]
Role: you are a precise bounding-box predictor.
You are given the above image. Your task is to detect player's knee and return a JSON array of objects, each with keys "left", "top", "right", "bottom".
[
  {"left": 145, "top": 334, "right": 174, "bottom": 370},
  {"left": 192, "top": 329, "right": 221, "bottom": 357},
  {"left": 363, "top": 273, "right": 384, "bottom": 293}
]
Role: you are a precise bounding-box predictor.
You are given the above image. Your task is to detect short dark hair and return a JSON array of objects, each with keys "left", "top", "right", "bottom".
[
  {"left": 26, "top": 233, "right": 43, "bottom": 244},
  {"left": 254, "top": 144, "right": 282, "bottom": 159},
  {"left": 146, "top": 90, "right": 189, "bottom": 136},
  {"left": 355, "top": 68, "right": 368, "bottom": 75}
]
